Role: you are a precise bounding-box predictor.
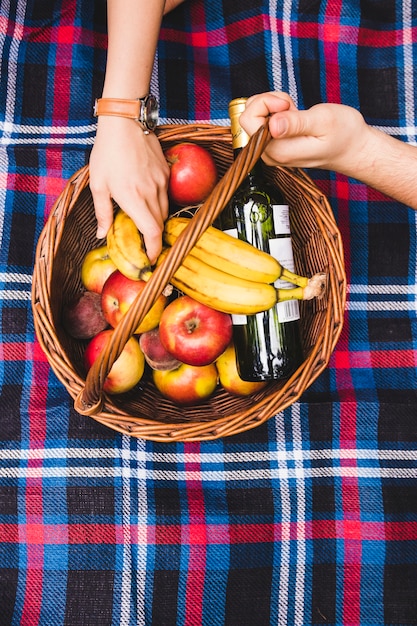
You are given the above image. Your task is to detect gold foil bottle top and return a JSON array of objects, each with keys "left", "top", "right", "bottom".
[{"left": 229, "top": 97, "right": 250, "bottom": 150}]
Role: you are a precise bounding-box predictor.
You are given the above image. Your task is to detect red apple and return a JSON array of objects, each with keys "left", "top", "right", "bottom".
[
  {"left": 153, "top": 362, "right": 218, "bottom": 405},
  {"left": 101, "top": 270, "right": 167, "bottom": 334},
  {"left": 62, "top": 290, "right": 108, "bottom": 339},
  {"left": 81, "top": 244, "right": 117, "bottom": 293},
  {"left": 139, "top": 326, "right": 181, "bottom": 371},
  {"left": 158, "top": 295, "right": 232, "bottom": 366},
  {"left": 164, "top": 142, "right": 218, "bottom": 207},
  {"left": 216, "top": 342, "right": 268, "bottom": 396},
  {"left": 84, "top": 329, "right": 145, "bottom": 394}
]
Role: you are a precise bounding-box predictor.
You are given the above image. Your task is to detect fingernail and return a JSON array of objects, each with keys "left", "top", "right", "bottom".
[{"left": 96, "top": 226, "right": 107, "bottom": 239}]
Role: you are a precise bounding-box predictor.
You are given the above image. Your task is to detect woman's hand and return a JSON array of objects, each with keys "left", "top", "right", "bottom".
[{"left": 89, "top": 116, "right": 170, "bottom": 265}]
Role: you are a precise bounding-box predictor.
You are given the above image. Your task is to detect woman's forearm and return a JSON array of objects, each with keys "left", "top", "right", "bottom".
[
  {"left": 89, "top": 0, "right": 170, "bottom": 260},
  {"left": 102, "top": 0, "right": 166, "bottom": 99}
]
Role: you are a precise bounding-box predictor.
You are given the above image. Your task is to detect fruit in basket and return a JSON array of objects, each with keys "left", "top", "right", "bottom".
[
  {"left": 80, "top": 245, "right": 117, "bottom": 293},
  {"left": 164, "top": 216, "right": 280, "bottom": 284},
  {"left": 139, "top": 327, "right": 181, "bottom": 371},
  {"left": 164, "top": 216, "right": 325, "bottom": 288},
  {"left": 84, "top": 329, "right": 145, "bottom": 394},
  {"left": 164, "top": 142, "right": 218, "bottom": 206},
  {"left": 107, "top": 209, "right": 152, "bottom": 281},
  {"left": 157, "top": 247, "right": 277, "bottom": 314},
  {"left": 158, "top": 295, "right": 232, "bottom": 366},
  {"left": 157, "top": 244, "right": 326, "bottom": 315},
  {"left": 101, "top": 270, "right": 167, "bottom": 334},
  {"left": 157, "top": 248, "right": 274, "bottom": 315},
  {"left": 216, "top": 342, "right": 268, "bottom": 396},
  {"left": 62, "top": 290, "right": 109, "bottom": 339},
  {"left": 153, "top": 362, "right": 218, "bottom": 405}
]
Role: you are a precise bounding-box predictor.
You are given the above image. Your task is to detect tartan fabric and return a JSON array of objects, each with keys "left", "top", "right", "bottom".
[{"left": 1, "top": 0, "right": 417, "bottom": 624}]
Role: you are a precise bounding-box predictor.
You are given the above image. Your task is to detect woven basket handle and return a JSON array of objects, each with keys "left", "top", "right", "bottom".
[{"left": 74, "top": 122, "right": 272, "bottom": 415}]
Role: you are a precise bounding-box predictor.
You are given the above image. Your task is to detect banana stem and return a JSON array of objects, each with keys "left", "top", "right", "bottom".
[
  {"left": 276, "top": 272, "right": 327, "bottom": 301},
  {"left": 278, "top": 266, "right": 309, "bottom": 288},
  {"left": 276, "top": 286, "right": 304, "bottom": 301},
  {"left": 140, "top": 268, "right": 153, "bottom": 281}
]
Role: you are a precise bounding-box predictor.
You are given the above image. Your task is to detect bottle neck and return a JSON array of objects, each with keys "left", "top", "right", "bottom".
[
  {"left": 229, "top": 99, "right": 265, "bottom": 184},
  {"left": 232, "top": 146, "right": 264, "bottom": 182}
]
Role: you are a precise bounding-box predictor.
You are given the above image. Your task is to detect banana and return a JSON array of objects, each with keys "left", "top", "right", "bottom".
[
  {"left": 107, "top": 209, "right": 152, "bottom": 281},
  {"left": 157, "top": 248, "right": 277, "bottom": 315},
  {"left": 163, "top": 216, "right": 310, "bottom": 287},
  {"left": 157, "top": 240, "right": 327, "bottom": 314}
]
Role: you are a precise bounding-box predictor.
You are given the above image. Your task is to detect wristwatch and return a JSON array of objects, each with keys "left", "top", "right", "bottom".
[{"left": 93, "top": 94, "right": 159, "bottom": 133}]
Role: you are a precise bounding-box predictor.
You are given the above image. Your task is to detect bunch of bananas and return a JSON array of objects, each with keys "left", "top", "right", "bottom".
[
  {"left": 104, "top": 212, "right": 326, "bottom": 316},
  {"left": 106, "top": 209, "right": 152, "bottom": 281},
  {"left": 160, "top": 216, "right": 327, "bottom": 315}
]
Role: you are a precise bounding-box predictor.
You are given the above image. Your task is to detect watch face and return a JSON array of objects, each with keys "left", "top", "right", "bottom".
[{"left": 143, "top": 95, "right": 159, "bottom": 131}]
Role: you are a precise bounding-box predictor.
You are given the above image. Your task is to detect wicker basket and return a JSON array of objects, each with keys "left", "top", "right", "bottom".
[{"left": 32, "top": 123, "right": 346, "bottom": 442}]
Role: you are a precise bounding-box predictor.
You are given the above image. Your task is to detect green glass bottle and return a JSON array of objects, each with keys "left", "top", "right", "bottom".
[{"left": 221, "top": 98, "right": 303, "bottom": 382}]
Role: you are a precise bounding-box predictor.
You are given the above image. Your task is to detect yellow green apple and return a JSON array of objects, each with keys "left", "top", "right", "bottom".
[
  {"left": 216, "top": 342, "right": 268, "bottom": 396},
  {"left": 81, "top": 245, "right": 117, "bottom": 293}
]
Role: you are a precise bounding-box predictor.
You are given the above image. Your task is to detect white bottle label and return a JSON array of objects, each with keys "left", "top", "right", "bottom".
[
  {"left": 272, "top": 204, "right": 291, "bottom": 235},
  {"left": 270, "top": 204, "right": 300, "bottom": 323},
  {"left": 269, "top": 237, "right": 295, "bottom": 284}
]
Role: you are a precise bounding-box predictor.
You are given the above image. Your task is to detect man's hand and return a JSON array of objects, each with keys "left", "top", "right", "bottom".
[
  {"left": 240, "top": 91, "right": 369, "bottom": 173},
  {"left": 240, "top": 91, "right": 417, "bottom": 210}
]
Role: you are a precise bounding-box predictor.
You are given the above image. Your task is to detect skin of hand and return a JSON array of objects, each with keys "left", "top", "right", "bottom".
[
  {"left": 240, "top": 91, "right": 417, "bottom": 210},
  {"left": 89, "top": 118, "right": 170, "bottom": 264},
  {"left": 89, "top": 0, "right": 182, "bottom": 265},
  {"left": 240, "top": 91, "right": 372, "bottom": 172}
]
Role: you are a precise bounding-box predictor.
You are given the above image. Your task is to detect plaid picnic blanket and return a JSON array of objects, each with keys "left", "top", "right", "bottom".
[{"left": 1, "top": 0, "right": 417, "bottom": 624}]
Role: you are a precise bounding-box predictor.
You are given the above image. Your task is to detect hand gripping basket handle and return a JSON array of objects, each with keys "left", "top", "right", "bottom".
[{"left": 74, "top": 123, "right": 272, "bottom": 416}]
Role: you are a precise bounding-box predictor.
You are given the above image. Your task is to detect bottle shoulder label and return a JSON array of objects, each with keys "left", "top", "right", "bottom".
[{"left": 272, "top": 203, "right": 291, "bottom": 235}]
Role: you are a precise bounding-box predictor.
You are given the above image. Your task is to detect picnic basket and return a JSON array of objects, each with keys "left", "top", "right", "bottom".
[{"left": 32, "top": 123, "right": 346, "bottom": 442}]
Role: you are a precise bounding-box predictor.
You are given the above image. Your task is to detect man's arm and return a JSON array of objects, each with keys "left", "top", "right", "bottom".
[{"left": 240, "top": 92, "right": 417, "bottom": 209}]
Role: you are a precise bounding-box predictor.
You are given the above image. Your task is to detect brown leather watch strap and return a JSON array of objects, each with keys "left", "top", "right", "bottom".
[{"left": 93, "top": 98, "right": 142, "bottom": 120}]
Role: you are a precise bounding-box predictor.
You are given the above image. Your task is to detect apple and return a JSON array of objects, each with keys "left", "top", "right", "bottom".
[
  {"left": 101, "top": 270, "right": 167, "bottom": 334},
  {"left": 62, "top": 290, "right": 108, "bottom": 339},
  {"left": 153, "top": 362, "right": 218, "bottom": 405},
  {"left": 164, "top": 142, "right": 218, "bottom": 207},
  {"left": 139, "top": 326, "right": 182, "bottom": 371},
  {"left": 216, "top": 342, "right": 268, "bottom": 396},
  {"left": 84, "top": 329, "right": 145, "bottom": 394},
  {"left": 158, "top": 295, "right": 232, "bottom": 366},
  {"left": 81, "top": 244, "right": 117, "bottom": 293}
]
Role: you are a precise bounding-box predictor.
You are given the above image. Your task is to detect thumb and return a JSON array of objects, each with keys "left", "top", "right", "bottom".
[{"left": 268, "top": 109, "right": 315, "bottom": 140}]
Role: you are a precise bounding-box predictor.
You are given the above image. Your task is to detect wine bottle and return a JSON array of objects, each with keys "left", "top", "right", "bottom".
[{"left": 220, "top": 97, "right": 303, "bottom": 382}]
